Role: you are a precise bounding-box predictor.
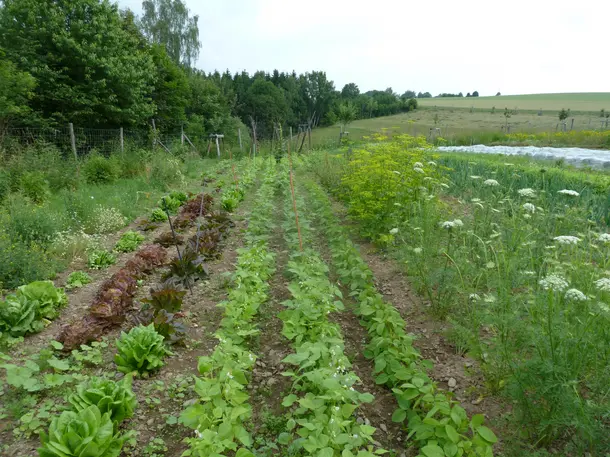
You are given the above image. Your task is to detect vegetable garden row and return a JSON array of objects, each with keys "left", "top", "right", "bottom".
[{"left": 2, "top": 134, "right": 608, "bottom": 457}]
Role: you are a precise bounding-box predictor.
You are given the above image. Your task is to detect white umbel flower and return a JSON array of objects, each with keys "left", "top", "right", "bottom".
[
  {"left": 539, "top": 274, "right": 569, "bottom": 292},
  {"left": 518, "top": 188, "right": 536, "bottom": 198},
  {"left": 554, "top": 235, "right": 581, "bottom": 245},
  {"left": 598, "top": 233, "right": 610, "bottom": 243},
  {"left": 389, "top": 228, "right": 399, "bottom": 235},
  {"left": 558, "top": 189, "right": 579, "bottom": 197},
  {"left": 564, "top": 288, "right": 587, "bottom": 302},
  {"left": 440, "top": 219, "right": 464, "bottom": 229},
  {"left": 413, "top": 162, "right": 424, "bottom": 168},
  {"left": 469, "top": 293, "right": 481, "bottom": 302},
  {"left": 428, "top": 161, "right": 437, "bottom": 166},
  {"left": 414, "top": 167, "right": 425, "bottom": 174},
  {"left": 523, "top": 203, "right": 536, "bottom": 213},
  {"left": 594, "top": 278, "right": 610, "bottom": 292},
  {"left": 483, "top": 179, "right": 500, "bottom": 187}
]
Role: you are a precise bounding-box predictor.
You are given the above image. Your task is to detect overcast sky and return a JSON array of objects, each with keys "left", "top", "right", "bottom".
[{"left": 117, "top": 0, "right": 609, "bottom": 96}]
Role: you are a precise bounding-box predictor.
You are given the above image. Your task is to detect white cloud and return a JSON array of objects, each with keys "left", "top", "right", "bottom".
[{"left": 116, "top": 0, "right": 610, "bottom": 95}]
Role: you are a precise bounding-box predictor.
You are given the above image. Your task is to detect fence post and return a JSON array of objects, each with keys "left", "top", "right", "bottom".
[
  {"left": 151, "top": 119, "right": 157, "bottom": 150},
  {"left": 69, "top": 123, "right": 77, "bottom": 160},
  {"left": 238, "top": 128, "right": 243, "bottom": 152},
  {"left": 120, "top": 127, "right": 124, "bottom": 154},
  {"left": 215, "top": 135, "right": 221, "bottom": 158},
  {"left": 181, "top": 124, "right": 184, "bottom": 146}
]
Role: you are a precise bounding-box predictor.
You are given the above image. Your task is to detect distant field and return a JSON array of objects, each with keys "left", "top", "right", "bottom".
[
  {"left": 417, "top": 93, "right": 610, "bottom": 112},
  {"left": 310, "top": 102, "right": 610, "bottom": 148}
]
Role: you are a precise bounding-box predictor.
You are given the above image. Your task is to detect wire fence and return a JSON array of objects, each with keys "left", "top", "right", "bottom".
[{"left": 0, "top": 124, "right": 255, "bottom": 158}]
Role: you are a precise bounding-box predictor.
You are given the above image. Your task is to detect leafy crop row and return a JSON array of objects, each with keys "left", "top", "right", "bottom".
[
  {"left": 304, "top": 180, "right": 497, "bottom": 457},
  {"left": 180, "top": 160, "right": 276, "bottom": 457},
  {"left": 277, "top": 164, "right": 384, "bottom": 457}
]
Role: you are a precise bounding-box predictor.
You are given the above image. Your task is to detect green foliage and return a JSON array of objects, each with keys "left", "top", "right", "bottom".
[
  {"left": 0, "top": 280, "right": 67, "bottom": 337},
  {"left": 87, "top": 250, "right": 117, "bottom": 270},
  {"left": 20, "top": 171, "right": 50, "bottom": 204},
  {"left": 38, "top": 405, "right": 129, "bottom": 457},
  {"left": 68, "top": 374, "right": 137, "bottom": 425},
  {"left": 140, "top": 0, "right": 200, "bottom": 67},
  {"left": 83, "top": 156, "right": 120, "bottom": 185},
  {"left": 0, "top": 0, "right": 156, "bottom": 127},
  {"left": 114, "top": 324, "right": 171, "bottom": 375},
  {"left": 558, "top": 108, "right": 569, "bottom": 122},
  {"left": 241, "top": 77, "right": 288, "bottom": 137},
  {"left": 336, "top": 101, "right": 357, "bottom": 128},
  {"left": 0, "top": 47, "right": 35, "bottom": 128},
  {"left": 338, "top": 134, "right": 437, "bottom": 237},
  {"left": 221, "top": 187, "right": 245, "bottom": 212},
  {"left": 150, "top": 207, "right": 169, "bottom": 222},
  {"left": 158, "top": 195, "right": 182, "bottom": 213},
  {"left": 169, "top": 191, "right": 188, "bottom": 203},
  {"left": 115, "top": 231, "right": 145, "bottom": 253},
  {"left": 66, "top": 271, "right": 92, "bottom": 290}
]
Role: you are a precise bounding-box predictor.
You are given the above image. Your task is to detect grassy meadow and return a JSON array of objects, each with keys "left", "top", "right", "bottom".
[
  {"left": 417, "top": 92, "right": 610, "bottom": 112},
  {"left": 311, "top": 93, "right": 610, "bottom": 149}
]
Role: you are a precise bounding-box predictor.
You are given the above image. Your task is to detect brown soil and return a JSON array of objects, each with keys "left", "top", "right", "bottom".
[
  {"left": 329, "top": 200, "right": 510, "bottom": 453},
  {"left": 0, "top": 195, "right": 252, "bottom": 457},
  {"left": 249, "top": 198, "right": 293, "bottom": 442}
]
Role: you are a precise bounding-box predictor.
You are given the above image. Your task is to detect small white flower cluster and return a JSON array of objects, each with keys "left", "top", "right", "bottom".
[
  {"left": 428, "top": 161, "right": 437, "bottom": 167},
  {"left": 483, "top": 179, "right": 500, "bottom": 187},
  {"left": 564, "top": 288, "right": 587, "bottom": 302},
  {"left": 413, "top": 247, "right": 423, "bottom": 254},
  {"left": 389, "top": 228, "right": 399, "bottom": 235},
  {"left": 523, "top": 203, "right": 536, "bottom": 214},
  {"left": 469, "top": 293, "right": 481, "bottom": 302},
  {"left": 594, "top": 277, "right": 610, "bottom": 292},
  {"left": 413, "top": 162, "right": 424, "bottom": 168},
  {"left": 93, "top": 206, "right": 126, "bottom": 234},
  {"left": 470, "top": 175, "right": 482, "bottom": 180},
  {"left": 558, "top": 189, "right": 580, "bottom": 197},
  {"left": 598, "top": 233, "right": 610, "bottom": 243},
  {"left": 440, "top": 219, "right": 464, "bottom": 229},
  {"left": 539, "top": 274, "right": 569, "bottom": 292},
  {"left": 518, "top": 188, "right": 536, "bottom": 198},
  {"left": 414, "top": 167, "right": 425, "bottom": 174},
  {"left": 554, "top": 235, "right": 581, "bottom": 245}
]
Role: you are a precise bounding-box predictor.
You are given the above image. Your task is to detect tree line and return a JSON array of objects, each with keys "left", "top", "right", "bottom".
[{"left": 0, "top": 0, "right": 427, "bottom": 141}]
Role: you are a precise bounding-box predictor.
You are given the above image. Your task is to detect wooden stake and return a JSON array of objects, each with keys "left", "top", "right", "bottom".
[
  {"left": 69, "top": 123, "right": 77, "bottom": 160},
  {"left": 119, "top": 127, "right": 124, "bottom": 155},
  {"left": 215, "top": 136, "right": 221, "bottom": 158},
  {"left": 238, "top": 128, "right": 243, "bottom": 151},
  {"left": 287, "top": 140, "right": 303, "bottom": 251}
]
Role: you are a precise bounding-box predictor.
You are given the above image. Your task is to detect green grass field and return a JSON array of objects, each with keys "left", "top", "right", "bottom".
[{"left": 417, "top": 92, "right": 610, "bottom": 112}]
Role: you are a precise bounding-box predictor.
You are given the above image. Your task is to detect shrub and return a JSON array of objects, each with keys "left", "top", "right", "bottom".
[
  {"left": 20, "top": 171, "right": 50, "bottom": 204},
  {"left": 115, "top": 231, "right": 145, "bottom": 253},
  {"left": 114, "top": 324, "right": 171, "bottom": 375},
  {"left": 83, "top": 155, "right": 120, "bottom": 185},
  {"left": 0, "top": 170, "right": 12, "bottom": 202},
  {"left": 6, "top": 198, "right": 65, "bottom": 248},
  {"left": 68, "top": 375, "right": 137, "bottom": 425},
  {"left": 0, "top": 231, "right": 58, "bottom": 289},
  {"left": 150, "top": 154, "right": 183, "bottom": 187},
  {"left": 66, "top": 271, "right": 92, "bottom": 289},
  {"left": 169, "top": 191, "right": 188, "bottom": 203},
  {"left": 38, "top": 405, "right": 129, "bottom": 457},
  {"left": 88, "top": 249, "right": 117, "bottom": 270}
]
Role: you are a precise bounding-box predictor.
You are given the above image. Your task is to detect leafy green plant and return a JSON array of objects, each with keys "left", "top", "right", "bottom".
[
  {"left": 38, "top": 405, "right": 130, "bottom": 457},
  {"left": 83, "top": 155, "right": 119, "bottom": 185},
  {"left": 115, "top": 231, "right": 145, "bottom": 253},
  {"left": 20, "top": 171, "right": 50, "bottom": 204},
  {"left": 150, "top": 207, "right": 168, "bottom": 222},
  {"left": 114, "top": 324, "right": 171, "bottom": 375},
  {"left": 142, "top": 283, "right": 186, "bottom": 313},
  {"left": 66, "top": 271, "right": 92, "bottom": 289},
  {"left": 68, "top": 374, "right": 137, "bottom": 425},
  {"left": 0, "top": 280, "right": 67, "bottom": 336},
  {"left": 87, "top": 249, "right": 116, "bottom": 270},
  {"left": 0, "top": 294, "right": 40, "bottom": 336},
  {"left": 162, "top": 249, "right": 208, "bottom": 289},
  {"left": 169, "top": 191, "right": 188, "bottom": 203},
  {"left": 158, "top": 196, "right": 181, "bottom": 213},
  {"left": 221, "top": 188, "right": 245, "bottom": 212}
]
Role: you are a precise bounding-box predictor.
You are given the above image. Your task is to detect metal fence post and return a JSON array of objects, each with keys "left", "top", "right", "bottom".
[{"left": 69, "top": 123, "right": 77, "bottom": 160}]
